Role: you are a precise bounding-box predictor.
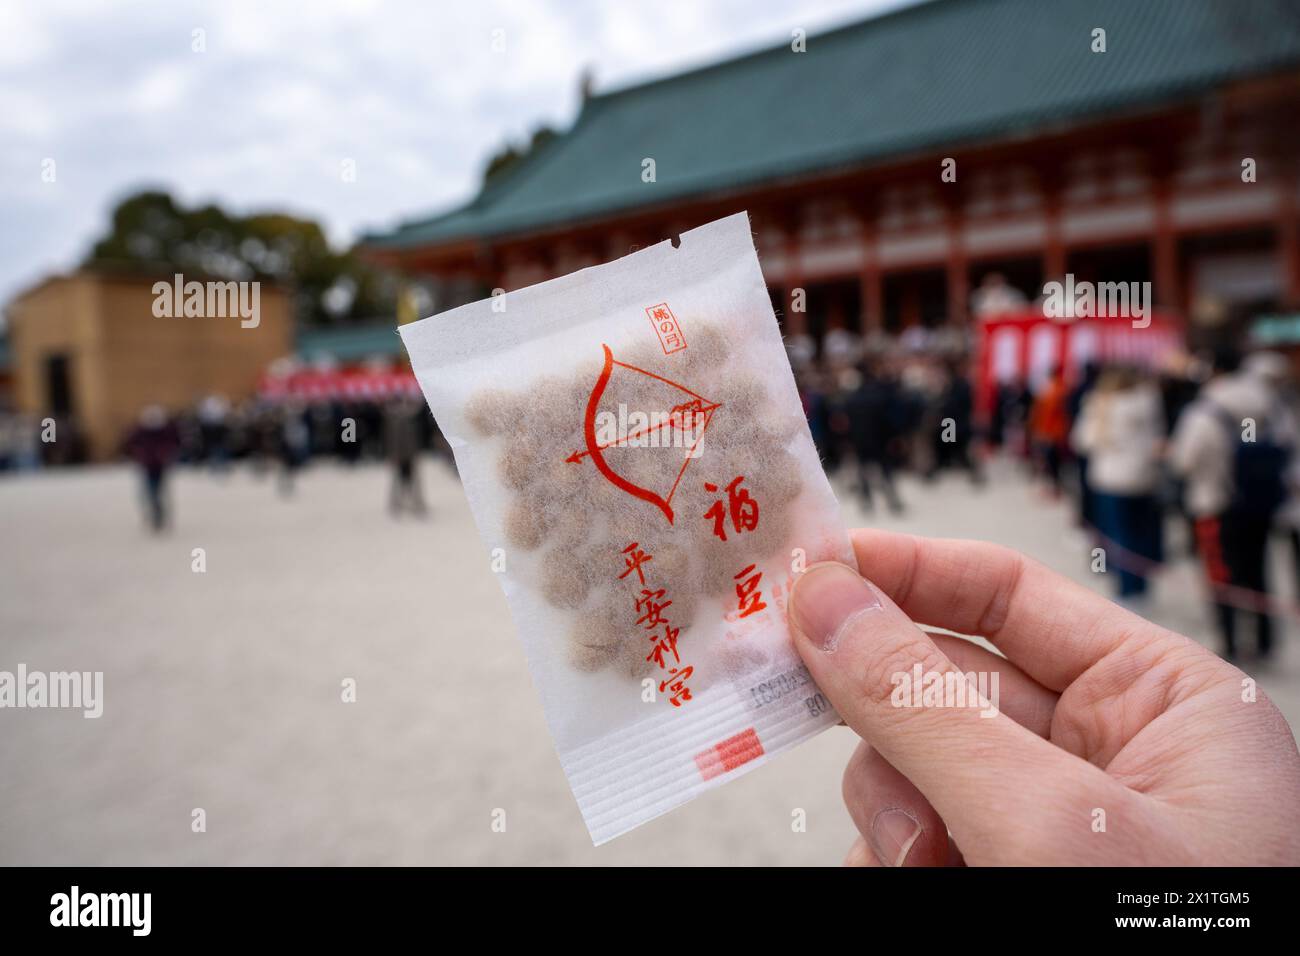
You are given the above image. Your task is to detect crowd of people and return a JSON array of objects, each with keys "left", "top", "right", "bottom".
[
  {"left": 792, "top": 333, "right": 1298, "bottom": 664},
  {"left": 125, "top": 394, "right": 442, "bottom": 528},
  {"left": 1065, "top": 347, "right": 1297, "bottom": 661},
  {"left": 796, "top": 344, "right": 983, "bottom": 518},
  {"left": 0, "top": 406, "right": 87, "bottom": 468},
  {"left": 4, "top": 321, "right": 1297, "bottom": 664}
]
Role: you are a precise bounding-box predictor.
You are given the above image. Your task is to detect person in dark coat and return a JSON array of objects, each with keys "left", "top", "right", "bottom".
[
  {"left": 928, "top": 358, "right": 984, "bottom": 485},
  {"left": 844, "top": 360, "right": 905, "bottom": 514},
  {"left": 384, "top": 397, "right": 428, "bottom": 517},
  {"left": 124, "top": 405, "right": 180, "bottom": 532}
]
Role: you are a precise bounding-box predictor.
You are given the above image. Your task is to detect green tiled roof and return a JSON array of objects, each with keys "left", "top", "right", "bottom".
[
  {"left": 366, "top": 0, "right": 1300, "bottom": 250},
  {"left": 297, "top": 322, "right": 403, "bottom": 361}
]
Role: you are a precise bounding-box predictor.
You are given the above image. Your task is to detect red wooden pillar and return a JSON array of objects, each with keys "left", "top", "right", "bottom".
[
  {"left": 860, "top": 264, "right": 883, "bottom": 333},
  {"left": 856, "top": 201, "right": 882, "bottom": 332},
  {"left": 944, "top": 197, "right": 968, "bottom": 324},
  {"left": 946, "top": 262, "right": 968, "bottom": 324},
  {"left": 1280, "top": 176, "right": 1300, "bottom": 309},
  {"left": 1043, "top": 186, "right": 1067, "bottom": 286},
  {"left": 947, "top": 236, "right": 968, "bottom": 326},
  {"left": 1152, "top": 177, "right": 1181, "bottom": 311}
]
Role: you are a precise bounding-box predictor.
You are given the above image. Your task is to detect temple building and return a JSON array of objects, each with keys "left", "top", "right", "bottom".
[
  {"left": 5, "top": 270, "right": 291, "bottom": 459},
  {"left": 362, "top": 0, "right": 1300, "bottom": 348}
]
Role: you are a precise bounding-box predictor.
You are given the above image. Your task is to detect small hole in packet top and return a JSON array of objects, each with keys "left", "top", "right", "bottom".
[{"left": 399, "top": 212, "right": 856, "bottom": 844}]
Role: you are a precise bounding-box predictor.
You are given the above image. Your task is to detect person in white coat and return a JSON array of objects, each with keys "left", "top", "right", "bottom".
[
  {"left": 1169, "top": 348, "right": 1296, "bottom": 660},
  {"left": 1071, "top": 366, "right": 1165, "bottom": 603}
]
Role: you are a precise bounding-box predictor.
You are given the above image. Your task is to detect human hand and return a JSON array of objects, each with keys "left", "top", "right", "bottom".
[{"left": 788, "top": 529, "right": 1300, "bottom": 866}]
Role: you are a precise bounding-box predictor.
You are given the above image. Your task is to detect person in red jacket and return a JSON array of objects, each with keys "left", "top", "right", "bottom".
[{"left": 1029, "top": 367, "right": 1070, "bottom": 496}]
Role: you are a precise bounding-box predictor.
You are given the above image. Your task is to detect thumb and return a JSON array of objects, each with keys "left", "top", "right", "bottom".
[{"left": 789, "top": 561, "right": 1112, "bottom": 855}]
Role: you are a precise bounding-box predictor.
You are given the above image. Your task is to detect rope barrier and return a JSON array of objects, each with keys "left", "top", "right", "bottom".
[{"left": 1079, "top": 516, "right": 1300, "bottom": 623}]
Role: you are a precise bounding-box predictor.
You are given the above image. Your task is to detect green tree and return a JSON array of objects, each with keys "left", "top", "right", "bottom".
[{"left": 85, "top": 190, "right": 397, "bottom": 326}]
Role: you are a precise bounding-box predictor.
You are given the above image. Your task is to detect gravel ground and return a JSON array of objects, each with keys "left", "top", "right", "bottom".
[{"left": 1, "top": 455, "right": 1296, "bottom": 865}]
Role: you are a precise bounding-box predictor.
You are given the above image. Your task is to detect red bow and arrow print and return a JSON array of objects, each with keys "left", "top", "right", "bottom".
[{"left": 565, "top": 344, "right": 721, "bottom": 525}]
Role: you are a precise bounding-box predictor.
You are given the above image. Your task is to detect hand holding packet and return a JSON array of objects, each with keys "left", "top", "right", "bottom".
[{"left": 399, "top": 212, "right": 855, "bottom": 843}]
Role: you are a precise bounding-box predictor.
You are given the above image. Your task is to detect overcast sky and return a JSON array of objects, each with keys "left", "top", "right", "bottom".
[{"left": 0, "top": 0, "right": 918, "bottom": 310}]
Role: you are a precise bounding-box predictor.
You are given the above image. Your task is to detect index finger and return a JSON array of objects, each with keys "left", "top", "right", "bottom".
[{"left": 850, "top": 528, "right": 1146, "bottom": 691}]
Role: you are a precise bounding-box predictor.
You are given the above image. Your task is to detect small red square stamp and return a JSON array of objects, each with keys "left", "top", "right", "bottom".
[
  {"left": 694, "top": 727, "right": 764, "bottom": 781},
  {"left": 645, "top": 302, "right": 687, "bottom": 355}
]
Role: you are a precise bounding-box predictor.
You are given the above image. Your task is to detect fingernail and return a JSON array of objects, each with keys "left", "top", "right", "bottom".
[
  {"left": 869, "top": 808, "right": 921, "bottom": 867},
  {"left": 790, "top": 563, "right": 881, "bottom": 651}
]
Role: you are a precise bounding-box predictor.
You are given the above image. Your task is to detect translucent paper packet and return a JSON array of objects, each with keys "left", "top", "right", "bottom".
[{"left": 399, "top": 212, "right": 855, "bottom": 843}]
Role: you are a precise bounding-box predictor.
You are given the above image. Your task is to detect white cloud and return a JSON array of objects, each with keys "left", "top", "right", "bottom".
[
  {"left": 0, "top": 0, "right": 915, "bottom": 307},
  {"left": 0, "top": 2, "right": 54, "bottom": 70},
  {"left": 128, "top": 62, "right": 192, "bottom": 113}
]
